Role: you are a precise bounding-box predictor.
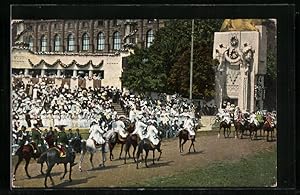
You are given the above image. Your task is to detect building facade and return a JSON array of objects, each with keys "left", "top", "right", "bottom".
[{"left": 11, "top": 19, "right": 165, "bottom": 89}]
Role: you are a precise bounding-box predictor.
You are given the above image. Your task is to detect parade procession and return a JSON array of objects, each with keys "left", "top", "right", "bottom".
[{"left": 11, "top": 18, "right": 277, "bottom": 188}]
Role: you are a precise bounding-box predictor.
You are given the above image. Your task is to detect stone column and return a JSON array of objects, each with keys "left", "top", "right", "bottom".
[
  {"left": 41, "top": 69, "right": 45, "bottom": 76},
  {"left": 24, "top": 69, "right": 29, "bottom": 76},
  {"left": 57, "top": 69, "right": 61, "bottom": 77},
  {"left": 88, "top": 70, "right": 93, "bottom": 78},
  {"left": 73, "top": 70, "right": 77, "bottom": 77}
]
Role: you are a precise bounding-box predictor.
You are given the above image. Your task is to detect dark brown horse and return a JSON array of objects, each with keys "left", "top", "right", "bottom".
[
  {"left": 123, "top": 133, "right": 139, "bottom": 164},
  {"left": 178, "top": 129, "right": 196, "bottom": 153},
  {"left": 136, "top": 138, "right": 162, "bottom": 169},
  {"left": 218, "top": 121, "right": 232, "bottom": 138},
  {"left": 38, "top": 146, "right": 76, "bottom": 188},
  {"left": 233, "top": 120, "right": 250, "bottom": 139},
  {"left": 262, "top": 121, "right": 276, "bottom": 141},
  {"left": 108, "top": 121, "right": 135, "bottom": 161},
  {"left": 12, "top": 142, "right": 47, "bottom": 181}
]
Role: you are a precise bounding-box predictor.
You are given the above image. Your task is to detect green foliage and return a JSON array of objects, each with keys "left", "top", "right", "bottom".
[
  {"left": 124, "top": 147, "right": 277, "bottom": 187},
  {"left": 264, "top": 50, "right": 277, "bottom": 110},
  {"left": 121, "top": 19, "right": 223, "bottom": 96}
]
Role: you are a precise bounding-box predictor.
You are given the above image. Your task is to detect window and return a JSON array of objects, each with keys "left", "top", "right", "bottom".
[
  {"left": 82, "top": 33, "right": 90, "bottom": 51},
  {"left": 82, "top": 22, "right": 88, "bottom": 28},
  {"left": 40, "top": 24, "right": 46, "bottom": 31},
  {"left": 67, "top": 22, "right": 72, "bottom": 28},
  {"left": 54, "top": 34, "right": 61, "bottom": 52},
  {"left": 54, "top": 23, "right": 58, "bottom": 29},
  {"left": 67, "top": 34, "right": 75, "bottom": 52},
  {"left": 112, "top": 20, "right": 118, "bottom": 26},
  {"left": 97, "top": 20, "right": 104, "bottom": 26},
  {"left": 40, "top": 35, "right": 47, "bottom": 52},
  {"left": 146, "top": 29, "right": 154, "bottom": 48},
  {"left": 97, "top": 32, "right": 105, "bottom": 51},
  {"left": 28, "top": 36, "right": 33, "bottom": 51},
  {"left": 113, "top": 31, "right": 121, "bottom": 50}
]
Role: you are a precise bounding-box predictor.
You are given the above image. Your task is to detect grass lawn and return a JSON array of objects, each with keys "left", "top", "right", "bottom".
[{"left": 124, "top": 146, "right": 277, "bottom": 187}]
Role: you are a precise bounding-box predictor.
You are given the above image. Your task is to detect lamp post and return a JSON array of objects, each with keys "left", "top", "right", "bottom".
[{"left": 189, "top": 19, "right": 194, "bottom": 100}]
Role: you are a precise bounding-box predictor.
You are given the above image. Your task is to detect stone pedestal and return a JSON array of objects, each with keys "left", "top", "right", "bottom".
[{"left": 213, "top": 26, "right": 267, "bottom": 112}]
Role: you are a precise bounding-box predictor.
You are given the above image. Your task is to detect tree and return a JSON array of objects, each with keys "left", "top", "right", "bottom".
[
  {"left": 121, "top": 47, "right": 167, "bottom": 94},
  {"left": 121, "top": 19, "right": 223, "bottom": 96}
]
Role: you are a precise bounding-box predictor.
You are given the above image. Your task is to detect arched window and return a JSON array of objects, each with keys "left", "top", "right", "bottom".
[
  {"left": 40, "top": 35, "right": 47, "bottom": 52},
  {"left": 97, "top": 32, "right": 105, "bottom": 51},
  {"left": 113, "top": 31, "right": 121, "bottom": 50},
  {"left": 28, "top": 36, "right": 33, "bottom": 51},
  {"left": 82, "top": 33, "right": 90, "bottom": 51},
  {"left": 67, "top": 34, "right": 75, "bottom": 52},
  {"left": 146, "top": 29, "right": 154, "bottom": 48},
  {"left": 53, "top": 34, "right": 61, "bottom": 52}
]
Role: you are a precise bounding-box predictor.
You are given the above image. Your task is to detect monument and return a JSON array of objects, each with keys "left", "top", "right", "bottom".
[{"left": 213, "top": 19, "right": 267, "bottom": 112}]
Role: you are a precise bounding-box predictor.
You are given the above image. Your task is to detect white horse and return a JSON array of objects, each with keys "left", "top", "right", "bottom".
[
  {"left": 78, "top": 138, "right": 108, "bottom": 171},
  {"left": 78, "top": 122, "right": 108, "bottom": 171}
]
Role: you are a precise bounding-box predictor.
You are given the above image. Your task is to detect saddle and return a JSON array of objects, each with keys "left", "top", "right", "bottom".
[
  {"left": 55, "top": 145, "right": 66, "bottom": 158},
  {"left": 117, "top": 133, "right": 127, "bottom": 142},
  {"left": 92, "top": 138, "right": 102, "bottom": 148},
  {"left": 183, "top": 130, "right": 195, "bottom": 140},
  {"left": 144, "top": 138, "right": 157, "bottom": 149},
  {"left": 29, "top": 143, "right": 38, "bottom": 154}
]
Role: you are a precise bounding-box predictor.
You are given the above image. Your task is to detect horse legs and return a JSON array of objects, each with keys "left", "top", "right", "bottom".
[
  {"left": 40, "top": 162, "right": 45, "bottom": 175},
  {"left": 218, "top": 127, "right": 221, "bottom": 138},
  {"left": 157, "top": 148, "right": 162, "bottom": 161},
  {"left": 124, "top": 143, "right": 129, "bottom": 164},
  {"left": 100, "top": 148, "right": 106, "bottom": 167},
  {"left": 13, "top": 155, "right": 23, "bottom": 181},
  {"left": 188, "top": 141, "right": 193, "bottom": 153},
  {"left": 44, "top": 163, "right": 55, "bottom": 188},
  {"left": 79, "top": 151, "right": 85, "bottom": 172},
  {"left": 60, "top": 163, "right": 67, "bottom": 180},
  {"left": 109, "top": 143, "right": 115, "bottom": 161},
  {"left": 181, "top": 139, "right": 187, "bottom": 153},
  {"left": 179, "top": 137, "right": 182, "bottom": 153},
  {"left": 24, "top": 156, "right": 31, "bottom": 179},
  {"left": 69, "top": 163, "right": 72, "bottom": 182},
  {"left": 152, "top": 150, "right": 155, "bottom": 164},
  {"left": 119, "top": 144, "right": 124, "bottom": 159},
  {"left": 90, "top": 153, "right": 94, "bottom": 169},
  {"left": 192, "top": 140, "right": 196, "bottom": 152},
  {"left": 145, "top": 150, "right": 149, "bottom": 168},
  {"left": 132, "top": 145, "right": 137, "bottom": 162}
]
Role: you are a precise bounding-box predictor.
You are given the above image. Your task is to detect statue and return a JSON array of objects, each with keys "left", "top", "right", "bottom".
[{"left": 220, "top": 19, "right": 263, "bottom": 32}]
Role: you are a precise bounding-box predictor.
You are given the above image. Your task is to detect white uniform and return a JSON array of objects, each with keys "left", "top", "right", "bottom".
[
  {"left": 132, "top": 121, "right": 148, "bottom": 140},
  {"left": 145, "top": 125, "right": 160, "bottom": 146},
  {"left": 183, "top": 118, "right": 195, "bottom": 136},
  {"left": 115, "top": 120, "right": 127, "bottom": 139},
  {"left": 129, "top": 109, "right": 135, "bottom": 122},
  {"left": 249, "top": 113, "right": 259, "bottom": 126},
  {"left": 88, "top": 124, "right": 105, "bottom": 145}
]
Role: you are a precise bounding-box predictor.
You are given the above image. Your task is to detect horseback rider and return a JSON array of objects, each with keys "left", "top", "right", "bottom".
[
  {"left": 88, "top": 120, "right": 105, "bottom": 146},
  {"left": 67, "top": 128, "right": 74, "bottom": 143},
  {"left": 249, "top": 111, "right": 259, "bottom": 126},
  {"left": 74, "top": 128, "right": 82, "bottom": 140},
  {"left": 235, "top": 107, "right": 245, "bottom": 125},
  {"left": 131, "top": 116, "right": 148, "bottom": 140},
  {"left": 265, "top": 112, "right": 274, "bottom": 127},
  {"left": 115, "top": 116, "right": 128, "bottom": 139},
  {"left": 183, "top": 114, "right": 196, "bottom": 139},
  {"left": 145, "top": 120, "right": 160, "bottom": 146},
  {"left": 17, "top": 125, "right": 29, "bottom": 147},
  {"left": 222, "top": 109, "right": 231, "bottom": 125},
  {"left": 56, "top": 126, "right": 69, "bottom": 157},
  {"left": 255, "top": 111, "right": 264, "bottom": 125},
  {"left": 30, "top": 124, "right": 43, "bottom": 154}
]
